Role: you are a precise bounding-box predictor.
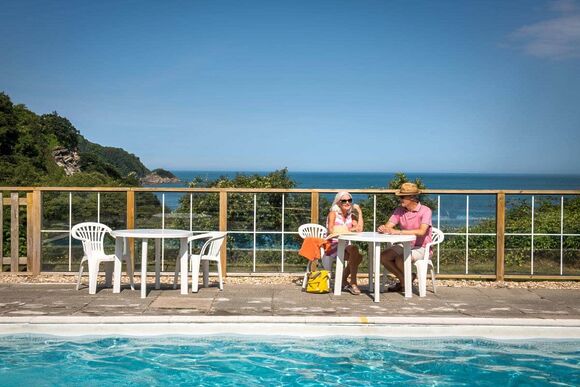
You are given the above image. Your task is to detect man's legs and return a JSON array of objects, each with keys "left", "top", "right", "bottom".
[
  {"left": 380, "top": 245, "right": 405, "bottom": 287},
  {"left": 394, "top": 247, "right": 423, "bottom": 286}
]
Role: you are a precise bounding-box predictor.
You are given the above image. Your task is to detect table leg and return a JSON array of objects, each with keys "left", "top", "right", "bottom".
[
  {"left": 155, "top": 239, "right": 161, "bottom": 290},
  {"left": 180, "top": 237, "right": 188, "bottom": 295},
  {"left": 113, "top": 237, "right": 123, "bottom": 293},
  {"left": 374, "top": 243, "right": 381, "bottom": 302},
  {"left": 141, "top": 239, "right": 148, "bottom": 298},
  {"left": 403, "top": 242, "right": 412, "bottom": 298},
  {"left": 367, "top": 242, "right": 374, "bottom": 292},
  {"left": 334, "top": 239, "right": 346, "bottom": 295}
]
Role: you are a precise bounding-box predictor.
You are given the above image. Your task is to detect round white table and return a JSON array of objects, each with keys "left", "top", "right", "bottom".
[
  {"left": 336, "top": 232, "right": 416, "bottom": 302},
  {"left": 110, "top": 229, "right": 193, "bottom": 298}
]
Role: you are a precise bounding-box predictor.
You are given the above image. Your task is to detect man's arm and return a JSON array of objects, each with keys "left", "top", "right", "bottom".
[
  {"left": 378, "top": 222, "right": 429, "bottom": 236},
  {"left": 398, "top": 223, "right": 430, "bottom": 236},
  {"left": 377, "top": 221, "right": 397, "bottom": 234}
]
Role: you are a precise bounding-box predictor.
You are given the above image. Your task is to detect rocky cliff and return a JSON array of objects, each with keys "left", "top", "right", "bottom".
[
  {"left": 52, "top": 147, "right": 81, "bottom": 176},
  {"left": 140, "top": 170, "right": 181, "bottom": 185}
]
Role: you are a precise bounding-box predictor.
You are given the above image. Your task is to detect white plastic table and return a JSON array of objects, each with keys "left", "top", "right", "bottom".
[
  {"left": 336, "top": 232, "right": 416, "bottom": 302},
  {"left": 110, "top": 229, "right": 193, "bottom": 298}
]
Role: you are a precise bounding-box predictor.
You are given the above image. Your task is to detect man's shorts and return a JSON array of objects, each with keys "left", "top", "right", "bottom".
[{"left": 388, "top": 244, "right": 426, "bottom": 262}]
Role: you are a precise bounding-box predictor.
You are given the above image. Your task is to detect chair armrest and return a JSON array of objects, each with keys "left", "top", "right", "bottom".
[
  {"left": 420, "top": 242, "right": 435, "bottom": 260},
  {"left": 187, "top": 233, "right": 213, "bottom": 243}
]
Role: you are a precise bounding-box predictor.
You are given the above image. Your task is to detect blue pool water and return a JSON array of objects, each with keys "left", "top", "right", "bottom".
[{"left": 0, "top": 336, "right": 578, "bottom": 386}]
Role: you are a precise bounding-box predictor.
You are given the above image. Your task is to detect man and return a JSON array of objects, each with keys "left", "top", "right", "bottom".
[{"left": 377, "top": 182, "right": 432, "bottom": 292}]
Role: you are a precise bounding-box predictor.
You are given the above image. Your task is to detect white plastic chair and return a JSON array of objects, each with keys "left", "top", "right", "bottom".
[
  {"left": 71, "top": 222, "right": 134, "bottom": 295},
  {"left": 172, "top": 232, "right": 215, "bottom": 288},
  {"left": 190, "top": 232, "right": 227, "bottom": 293},
  {"left": 414, "top": 227, "right": 445, "bottom": 297},
  {"left": 298, "top": 223, "right": 331, "bottom": 289}
]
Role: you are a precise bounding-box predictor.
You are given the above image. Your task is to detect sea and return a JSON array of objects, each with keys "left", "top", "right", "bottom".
[
  {"left": 168, "top": 171, "right": 580, "bottom": 190},
  {"left": 152, "top": 171, "right": 580, "bottom": 219}
]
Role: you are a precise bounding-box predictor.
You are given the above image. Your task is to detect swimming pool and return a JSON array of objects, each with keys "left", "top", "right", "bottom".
[{"left": 0, "top": 335, "right": 578, "bottom": 386}]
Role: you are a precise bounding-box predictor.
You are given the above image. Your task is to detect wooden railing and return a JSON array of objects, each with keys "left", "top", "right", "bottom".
[
  {"left": 0, "top": 191, "right": 41, "bottom": 274},
  {"left": 1, "top": 186, "right": 579, "bottom": 280}
]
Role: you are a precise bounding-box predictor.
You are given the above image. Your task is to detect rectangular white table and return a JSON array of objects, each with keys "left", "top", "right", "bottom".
[
  {"left": 110, "top": 229, "right": 193, "bottom": 298},
  {"left": 336, "top": 232, "right": 416, "bottom": 302}
]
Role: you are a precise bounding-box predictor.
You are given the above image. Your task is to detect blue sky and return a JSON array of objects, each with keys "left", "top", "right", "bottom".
[{"left": 1, "top": 0, "right": 580, "bottom": 174}]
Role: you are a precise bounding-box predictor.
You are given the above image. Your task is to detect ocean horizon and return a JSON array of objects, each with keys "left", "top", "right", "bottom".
[
  {"left": 150, "top": 170, "right": 580, "bottom": 221},
  {"left": 167, "top": 170, "right": 580, "bottom": 190}
]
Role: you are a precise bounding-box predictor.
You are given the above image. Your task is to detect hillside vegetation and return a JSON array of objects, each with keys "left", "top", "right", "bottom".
[{"left": 0, "top": 92, "right": 148, "bottom": 186}]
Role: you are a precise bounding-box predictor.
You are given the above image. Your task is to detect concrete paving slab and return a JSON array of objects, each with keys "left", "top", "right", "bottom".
[
  {"left": 531, "top": 289, "right": 580, "bottom": 305},
  {"left": 483, "top": 288, "right": 546, "bottom": 302},
  {"left": 0, "top": 283, "right": 577, "bottom": 324},
  {"left": 151, "top": 296, "right": 214, "bottom": 310}
]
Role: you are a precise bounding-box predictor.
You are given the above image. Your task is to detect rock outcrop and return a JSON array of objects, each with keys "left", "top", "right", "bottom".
[
  {"left": 52, "top": 147, "right": 81, "bottom": 176},
  {"left": 140, "top": 172, "right": 181, "bottom": 185}
]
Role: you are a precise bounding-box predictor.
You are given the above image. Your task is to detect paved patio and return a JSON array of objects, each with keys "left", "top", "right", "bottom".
[
  {"left": 1, "top": 279, "right": 579, "bottom": 338},
  {"left": 0, "top": 280, "right": 578, "bottom": 319}
]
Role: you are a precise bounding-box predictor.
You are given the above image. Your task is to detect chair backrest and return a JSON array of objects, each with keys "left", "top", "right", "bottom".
[
  {"left": 298, "top": 223, "right": 327, "bottom": 239},
  {"left": 200, "top": 232, "right": 227, "bottom": 258},
  {"left": 431, "top": 227, "right": 444, "bottom": 245},
  {"left": 71, "top": 222, "right": 112, "bottom": 257}
]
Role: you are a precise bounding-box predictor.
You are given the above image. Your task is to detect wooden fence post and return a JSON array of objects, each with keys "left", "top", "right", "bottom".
[
  {"left": 126, "top": 190, "right": 135, "bottom": 268},
  {"left": 31, "top": 190, "right": 42, "bottom": 275},
  {"left": 496, "top": 192, "right": 506, "bottom": 281},
  {"left": 27, "top": 193, "right": 33, "bottom": 272},
  {"left": 0, "top": 192, "right": 3, "bottom": 272},
  {"left": 10, "top": 192, "right": 19, "bottom": 272},
  {"left": 311, "top": 191, "right": 319, "bottom": 224},
  {"left": 219, "top": 191, "right": 228, "bottom": 276}
]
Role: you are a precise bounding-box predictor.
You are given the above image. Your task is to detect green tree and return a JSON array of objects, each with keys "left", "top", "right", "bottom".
[
  {"left": 40, "top": 112, "right": 79, "bottom": 150},
  {"left": 0, "top": 92, "right": 146, "bottom": 187},
  {"left": 77, "top": 136, "right": 150, "bottom": 177},
  {"left": 359, "top": 172, "right": 436, "bottom": 230},
  {"left": 170, "top": 168, "right": 310, "bottom": 271},
  {"left": 0, "top": 92, "right": 18, "bottom": 156}
]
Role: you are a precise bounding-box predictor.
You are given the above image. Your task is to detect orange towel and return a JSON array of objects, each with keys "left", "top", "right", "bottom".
[{"left": 299, "top": 237, "right": 331, "bottom": 261}]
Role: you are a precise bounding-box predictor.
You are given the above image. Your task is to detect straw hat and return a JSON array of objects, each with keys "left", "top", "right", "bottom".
[{"left": 395, "top": 182, "right": 421, "bottom": 196}]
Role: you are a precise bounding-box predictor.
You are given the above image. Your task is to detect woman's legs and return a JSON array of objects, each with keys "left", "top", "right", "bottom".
[{"left": 344, "top": 245, "right": 362, "bottom": 285}]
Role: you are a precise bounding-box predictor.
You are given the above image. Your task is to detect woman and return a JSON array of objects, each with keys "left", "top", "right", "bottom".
[{"left": 326, "top": 191, "right": 363, "bottom": 295}]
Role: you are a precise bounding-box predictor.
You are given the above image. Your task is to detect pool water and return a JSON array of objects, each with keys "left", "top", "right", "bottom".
[{"left": 0, "top": 336, "right": 578, "bottom": 386}]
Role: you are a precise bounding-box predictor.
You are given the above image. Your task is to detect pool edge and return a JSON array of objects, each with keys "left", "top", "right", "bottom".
[{"left": 1, "top": 316, "right": 579, "bottom": 339}]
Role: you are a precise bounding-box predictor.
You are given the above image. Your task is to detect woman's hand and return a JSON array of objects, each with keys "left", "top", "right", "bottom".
[
  {"left": 352, "top": 204, "right": 363, "bottom": 231},
  {"left": 377, "top": 224, "right": 387, "bottom": 234}
]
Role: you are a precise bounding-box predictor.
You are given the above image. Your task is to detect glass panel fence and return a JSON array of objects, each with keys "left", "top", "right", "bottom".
[
  {"left": 42, "top": 192, "right": 69, "bottom": 230},
  {"left": 505, "top": 235, "right": 532, "bottom": 275},
  {"left": 32, "top": 189, "right": 580, "bottom": 277},
  {"left": 284, "top": 193, "right": 311, "bottom": 231},
  {"left": 563, "top": 236, "right": 580, "bottom": 275},
  {"left": 135, "top": 192, "right": 163, "bottom": 229},
  {"left": 467, "top": 235, "right": 496, "bottom": 275},
  {"left": 99, "top": 192, "right": 126, "bottom": 229}
]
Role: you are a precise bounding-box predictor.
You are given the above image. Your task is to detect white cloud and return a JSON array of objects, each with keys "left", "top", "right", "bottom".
[{"left": 509, "top": 0, "right": 580, "bottom": 59}]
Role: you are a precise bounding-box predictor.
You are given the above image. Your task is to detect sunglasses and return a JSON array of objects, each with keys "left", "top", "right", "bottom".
[{"left": 340, "top": 198, "right": 353, "bottom": 204}]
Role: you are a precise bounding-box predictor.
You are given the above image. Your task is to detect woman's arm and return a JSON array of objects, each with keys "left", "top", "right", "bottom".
[
  {"left": 327, "top": 211, "right": 337, "bottom": 233},
  {"left": 352, "top": 204, "right": 363, "bottom": 232}
]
